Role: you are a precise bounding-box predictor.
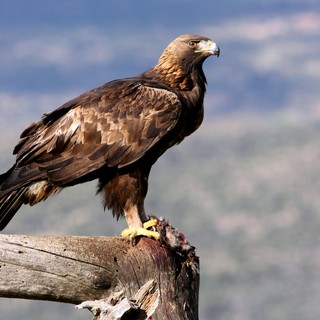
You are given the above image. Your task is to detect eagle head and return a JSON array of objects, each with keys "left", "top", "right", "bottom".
[
  {"left": 158, "top": 34, "right": 220, "bottom": 69},
  {"left": 153, "top": 34, "right": 219, "bottom": 90},
  {"left": 175, "top": 34, "right": 220, "bottom": 58}
]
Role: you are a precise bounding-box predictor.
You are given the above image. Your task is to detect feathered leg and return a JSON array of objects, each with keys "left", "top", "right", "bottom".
[{"left": 100, "top": 166, "right": 160, "bottom": 240}]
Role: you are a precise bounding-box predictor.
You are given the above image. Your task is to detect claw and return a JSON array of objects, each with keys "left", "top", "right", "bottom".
[
  {"left": 143, "top": 217, "right": 158, "bottom": 229},
  {"left": 121, "top": 218, "right": 160, "bottom": 241}
]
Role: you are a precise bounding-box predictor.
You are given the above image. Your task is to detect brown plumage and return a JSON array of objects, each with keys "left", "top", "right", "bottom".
[{"left": 0, "top": 34, "right": 220, "bottom": 231}]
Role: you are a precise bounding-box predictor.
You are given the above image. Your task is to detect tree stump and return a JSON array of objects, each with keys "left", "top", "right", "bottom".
[{"left": 0, "top": 221, "right": 199, "bottom": 319}]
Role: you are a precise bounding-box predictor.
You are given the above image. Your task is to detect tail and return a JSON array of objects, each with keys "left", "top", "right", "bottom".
[
  {"left": 0, "top": 167, "right": 60, "bottom": 230},
  {"left": 0, "top": 166, "right": 31, "bottom": 230},
  {"left": 0, "top": 186, "right": 28, "bottom": 230}
]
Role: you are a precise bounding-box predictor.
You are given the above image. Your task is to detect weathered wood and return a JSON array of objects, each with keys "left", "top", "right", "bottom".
[
  {"left": 0, "top": 232, "right": 199, "bottom": 319},
  {"left": 77, "top": 279, "right": 159, "bottom": 320}
]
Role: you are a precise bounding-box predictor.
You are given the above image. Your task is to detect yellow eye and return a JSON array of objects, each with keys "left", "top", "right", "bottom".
[{"left": 188, "top": 40, "right": 199, "bottom": 48}]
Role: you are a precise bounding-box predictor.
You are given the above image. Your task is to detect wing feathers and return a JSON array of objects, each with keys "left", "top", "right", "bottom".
[{"left": 11, "top": 80, "right": 181, "bottom": 186}]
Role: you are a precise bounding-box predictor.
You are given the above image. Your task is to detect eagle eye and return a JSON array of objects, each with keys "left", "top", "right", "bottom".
[{"left": 188, "top": 40, "right": 199, "bottom": 48}]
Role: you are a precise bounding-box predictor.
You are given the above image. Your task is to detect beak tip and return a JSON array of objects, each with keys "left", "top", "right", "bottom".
[
  {"left": 208, "top": 41, "right": 220, "bottom": 57},
  {"left": 214, "top": 45, "right": 220, "bottom": 57}
]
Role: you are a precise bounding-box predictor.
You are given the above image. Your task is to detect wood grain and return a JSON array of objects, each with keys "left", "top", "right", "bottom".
[{"left": 0, "top": 234, "right": 199, "bottom": 319}]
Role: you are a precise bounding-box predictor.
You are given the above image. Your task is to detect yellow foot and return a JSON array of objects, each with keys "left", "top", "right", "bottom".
[{"left": 121, "top": 218, "right": 160, "bottom": 240}]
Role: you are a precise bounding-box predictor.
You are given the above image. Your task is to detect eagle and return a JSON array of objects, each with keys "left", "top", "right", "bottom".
[{"left": 0, "top": 34, "right": 220, "bottom": 238}]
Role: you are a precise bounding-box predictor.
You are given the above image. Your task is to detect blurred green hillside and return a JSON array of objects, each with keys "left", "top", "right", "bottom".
[{"left": 1, "top": 112, "right": 320, "bottom": 320}]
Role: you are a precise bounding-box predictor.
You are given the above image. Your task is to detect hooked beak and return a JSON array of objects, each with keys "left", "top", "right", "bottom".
[{"left": 196, "top": 40, "right": 220, "bottom": 57}]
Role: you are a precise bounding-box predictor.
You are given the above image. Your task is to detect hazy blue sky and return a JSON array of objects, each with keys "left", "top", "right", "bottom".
[{"left": 0, "top": 0, "right": 319, "bottom": 139}]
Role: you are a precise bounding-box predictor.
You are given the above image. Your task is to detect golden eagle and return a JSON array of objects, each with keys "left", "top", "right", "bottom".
[{"left": 0, "top": 34, "right": 219, "bottom": 237}]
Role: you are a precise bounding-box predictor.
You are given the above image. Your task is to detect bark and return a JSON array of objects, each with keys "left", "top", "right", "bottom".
[{"left": 0, "top": 227, "right": 199, "bottom": 320}]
